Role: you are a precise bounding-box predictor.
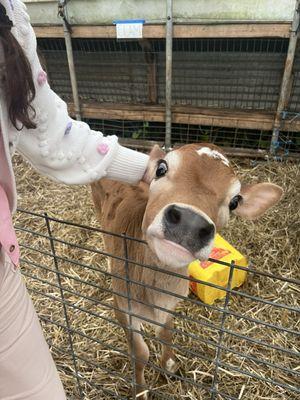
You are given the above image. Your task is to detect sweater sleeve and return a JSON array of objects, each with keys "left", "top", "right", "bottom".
[{"left": 14, "top": 1, "right": 148, "bottom": 185}]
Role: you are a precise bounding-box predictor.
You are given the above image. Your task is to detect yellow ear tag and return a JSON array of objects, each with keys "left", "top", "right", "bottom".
[{"left": 188, "top": 234, "right": 247, "bottom": 305}]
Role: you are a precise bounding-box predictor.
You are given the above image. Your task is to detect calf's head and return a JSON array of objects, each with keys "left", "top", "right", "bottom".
[{"left": 142, "top": 144, "right": 283, "bottom": 268}]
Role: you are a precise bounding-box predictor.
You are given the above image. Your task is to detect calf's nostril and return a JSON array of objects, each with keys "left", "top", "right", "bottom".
[
  {"left": 198, "top": 224, "right": 214, "bottom": 238},
  {"left": 166, "top": 206, "right": 181, "bottom": 225}
]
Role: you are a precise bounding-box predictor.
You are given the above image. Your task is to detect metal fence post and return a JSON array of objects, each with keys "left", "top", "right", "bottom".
[
  {"left": 165, "top": 0, "right": 173, "bottom": 151},
  {"left": 271, "top": 0, "right": 300, "bottom": 154},
  {"left": 44, "top": 213, "right": 84, "bottom": 399},
  {"left": 210, "top": 261, "right": 235, "bottom": 400},
  {"left": 122, "top": 235, "right": 138, "bottom": 399},
  {"left": 58, "top": 0, "right": 82, "bottom": 121}
]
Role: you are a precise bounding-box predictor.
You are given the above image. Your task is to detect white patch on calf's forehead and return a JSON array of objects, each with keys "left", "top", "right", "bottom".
[
  {"left": 197, "top": 147, "right": 230, "bottom": 167},
  {"left": 228, "top": 180, "right": 241, "bottom": 198},
  {"left": 165, "top": 150, "right": 181, "bottom": 170}
]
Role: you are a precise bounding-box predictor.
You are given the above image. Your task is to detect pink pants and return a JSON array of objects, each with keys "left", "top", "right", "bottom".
[{"left": 0, "top": 250, "right": 66, "bottom": 400}]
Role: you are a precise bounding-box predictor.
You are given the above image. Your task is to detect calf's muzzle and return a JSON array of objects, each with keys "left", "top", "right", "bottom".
[{"left": 163, "top": 204, "right": 215, "bottom": 255}]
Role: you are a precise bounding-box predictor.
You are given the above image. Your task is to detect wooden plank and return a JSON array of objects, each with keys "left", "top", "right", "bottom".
[
  {"left": 119, "top": 139, "right": 268, "bottom": 157},
  {"left": 33, "top": 23, "right": 290, "bottom": 39},
  {"left": 119, "top": 138, "right": 300, "bottom": 158},
  {"left": 32, "top": 25, "right": 165, "bottom": 38},
  {"left": 147, "top": 57, "right": 157, "bottom": 103},
  {"left": 139, "top": 40, "right": 158, "bottom": 104},
  {"left": 69, "top": 103, "right": 300, "bottom": 132},
  {"left": 120, "top": 138, "right": 163, "bottom": 150},
  {"left": 172, "top": 112, "right": 273, "bottom": 130},
  {"left": 73, "top": 103, "right": 165, "bottom": 123},
  {"left": 34, "top": 26, "right": 64, "bottom": 38},
  {"left": 173, "top": 23, "right": 291, "bottom": 38},
  {"left": 67, "top": 102, "right": 300, "bottom": 131}
]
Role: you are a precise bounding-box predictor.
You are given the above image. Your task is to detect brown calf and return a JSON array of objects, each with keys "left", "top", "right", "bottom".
[{"left": 91, "top": 143, "right": 282, "bottom": 399}]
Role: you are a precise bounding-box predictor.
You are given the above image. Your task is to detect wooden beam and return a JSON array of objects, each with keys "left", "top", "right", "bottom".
[
  {"left": 33, "top": 23, "right": 291, "bottom": 39},
  {"left": 171, "top": 107, "right": 275, "bottom": 130},
  {"left": 139, "top": 40, "right": 158, "bottom": 104},
  {"left": 119, "top": 138, "right": 300, "bottom": 159},
  {"left": 67, "top": 102, "right": 300, "bottom": 131},
  {"left": 173, "top": 23, "right": 291, "bottom": 38},
  {"left": 34, "top": 26, "right": 64, "bottom": 38},
  {"left": 69, "top": 102, "right": 165, "bottom": 123}
]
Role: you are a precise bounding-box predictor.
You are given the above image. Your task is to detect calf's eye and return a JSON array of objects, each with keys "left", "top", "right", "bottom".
[
  {"left": 156, "top": 159, "right": 168, "bottom": 178},
  {"left": 229, "top": 195, "right": 242, "bottom": 211}
]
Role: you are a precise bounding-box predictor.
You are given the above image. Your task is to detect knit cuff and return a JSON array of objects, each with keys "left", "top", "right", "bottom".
[{"left": 106, "top": 145, "right": 149, "bottom": 184}]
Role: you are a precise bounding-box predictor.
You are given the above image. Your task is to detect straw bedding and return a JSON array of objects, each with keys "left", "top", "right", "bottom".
[{"left": 13, "top": 153, "right": 299, "bottom": 400}]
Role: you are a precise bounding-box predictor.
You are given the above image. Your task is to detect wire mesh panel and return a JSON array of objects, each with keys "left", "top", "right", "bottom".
[
  {"left": 36, "top": 36, "right": 300, "bottom": 156},
  {"left": 37, "top": 38, "right": 71, "bottom": 101},
  {"left": 38, "top": 38, "right": 164, "bottom": 105},
  {"left": 38, "top": 37, "right": 290, "bottom": 112},
  {"left": 83, "top": 118, "right": 166, "bottom": 145},
  {"left": 73, "top": 39, "right": 149, "bottom": 104},
  {"left": 273, "top": 113, "right": 300, "bottom": 157},
  {"left": 83, "top": 118, "right": 284, "bottom": 155},
  {"left": 170, "top": 124, "right": 273, "bottom": 151},
  {"left": 171, "top": 38, "right": 288, "bottom": 111},
  {"left": 15, "top": 209, "right": 299, "bottom": 400}
]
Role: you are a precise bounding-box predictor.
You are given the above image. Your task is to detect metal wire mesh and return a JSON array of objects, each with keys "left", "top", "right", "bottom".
[
  {"left": 82, "top": 118, "right": 300, "bottom": 157},
  {"left": 83, "top": 118, "right": 166, "bottom": 145},
  {"left": 274, "top": 122, "right": 300, "bottom": 157},
  {"left": 38, "top": 38, "right": 163, "bottom": 105},
  {"left": 171, "top": 38, "right": 288, "bottom": 111},
  {"left": 15, "top": 209, "right": 300, "bottom": 400},
  {"left": 38, "top": 38, "right": 71, "bottom": 101},
  {"left": 38, "top": 37, "right": 290, "bottom": 110},
  {"left": 36, "top": 36, "right": 300, "bottom": 156}
]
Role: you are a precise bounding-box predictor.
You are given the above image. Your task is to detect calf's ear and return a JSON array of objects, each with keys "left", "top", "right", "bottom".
[
  {"left": 142, "top": 145, "right": 166, "bottom": 184},
  {"left": 233, "top": 183, "right": 283, "bottom": 220},
  {"left": 149, "top": 144, "right": 166, "bottom": 161}
]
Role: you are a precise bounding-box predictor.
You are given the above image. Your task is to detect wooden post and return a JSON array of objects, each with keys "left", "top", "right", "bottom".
[
  {"left": 165, "top": 0, "right": 173, "bottom": 151},
  {"left": 139, "top": 40, "right": 158, "bottom": 104},
  {"left": 271, "top": 0, "right": 300, "bottom": 154}
]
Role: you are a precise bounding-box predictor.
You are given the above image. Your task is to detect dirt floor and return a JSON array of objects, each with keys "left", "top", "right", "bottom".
[{"left": 13, "top": 153, "right": 299, "bottom": 400}]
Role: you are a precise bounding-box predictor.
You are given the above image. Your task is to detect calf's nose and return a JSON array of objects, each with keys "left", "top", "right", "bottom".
[{"left": 163, "top": 204, "right": 215, "bottom": 254}]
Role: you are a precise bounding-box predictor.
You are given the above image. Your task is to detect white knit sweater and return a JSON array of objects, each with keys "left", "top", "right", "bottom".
[{"left": 0, "top": 0, "right": 149, "bottom": 212}]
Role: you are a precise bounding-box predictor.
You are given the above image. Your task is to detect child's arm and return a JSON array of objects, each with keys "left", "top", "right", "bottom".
[{"left": 14, "top": 0, "right": 148, "bottom": 185}]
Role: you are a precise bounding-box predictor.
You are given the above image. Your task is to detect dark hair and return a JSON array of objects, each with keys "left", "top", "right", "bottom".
[{"left": 0, "top": 4, "right": 36, "bottom": 130}]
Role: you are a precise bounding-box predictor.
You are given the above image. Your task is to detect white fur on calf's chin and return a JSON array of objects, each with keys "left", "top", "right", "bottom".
[
  {"left": 145, "top": 204, "right": 215, "bottom": 268},
  {"left": 147, "top": 235, "right": 215, "bottom": 268},
  {"left": 147, "top": 236, "right": 195, "bottom": 268},
  {"left": 195, "top": 237, "right": 215, "bottom": 261}
]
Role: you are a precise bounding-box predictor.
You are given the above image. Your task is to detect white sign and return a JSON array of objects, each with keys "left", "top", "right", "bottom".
[{"left": 115, "top": 20, "right": 145, "bottom": 39}]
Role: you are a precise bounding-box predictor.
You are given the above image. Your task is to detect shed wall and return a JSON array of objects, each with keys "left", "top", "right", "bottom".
[{"left": 24, "top": 0, "right": 296, "bottom": 25}]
